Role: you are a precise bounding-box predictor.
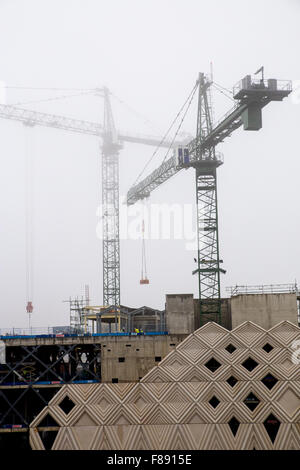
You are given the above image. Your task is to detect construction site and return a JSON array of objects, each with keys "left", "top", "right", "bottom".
[{"left": 0, "top": 65, "right": 299, "bottom": 451}]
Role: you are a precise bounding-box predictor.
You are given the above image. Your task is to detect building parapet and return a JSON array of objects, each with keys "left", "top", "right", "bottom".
[{"left": 226, "top": 283, "right": 298, "bottom": 297}]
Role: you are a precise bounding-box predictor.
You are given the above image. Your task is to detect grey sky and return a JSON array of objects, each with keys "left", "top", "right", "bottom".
[{"left": 0, "top": 0, "right": 299, "bottom": 329}]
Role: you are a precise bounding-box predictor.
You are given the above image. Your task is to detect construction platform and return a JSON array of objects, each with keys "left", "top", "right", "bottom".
[
  {"left": 0, "top": 330, "right": 186, "bottom": 449},
  {"left": 67, "top": 301, "right": 166, "bottom": 334}
]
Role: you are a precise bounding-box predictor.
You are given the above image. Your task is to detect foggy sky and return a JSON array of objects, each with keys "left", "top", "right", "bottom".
[{"left": 0, "top": 0, "right": 299, "bottom": 329}]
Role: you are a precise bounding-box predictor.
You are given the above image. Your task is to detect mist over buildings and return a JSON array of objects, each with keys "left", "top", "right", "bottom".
[{"left": 0, "top": 0, "right": 299, "bottom": 329}]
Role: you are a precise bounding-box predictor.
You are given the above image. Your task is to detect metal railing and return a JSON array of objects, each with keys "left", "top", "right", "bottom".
[
  {"left": 0, "top": 325, "right": 168, "bottom": 339},
  {"left": 0, "top": 326, "right": 77, "bottom": 337},
  {"left": 233, "top": 77, "right": 292, "bottom": 97},
  {"left": 211, "top": 102, "right": 240, "bottom": 132},
  {"left": 226, "top": 283, "right": 298, "bottom": 297}
]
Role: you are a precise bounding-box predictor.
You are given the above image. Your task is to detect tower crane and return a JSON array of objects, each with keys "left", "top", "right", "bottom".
[
  {"left": 127, "top": 71, "right": 292, "bottom": 325},
  {"left": 0, "top": 91, "right": 180, "bottom": 310}
]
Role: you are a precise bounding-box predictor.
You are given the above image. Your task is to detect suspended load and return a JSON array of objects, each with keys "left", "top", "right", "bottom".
[
  {"left": 26, "top": 301, "right": 33, "bottom": 313},
  {"left": 25, "top": 128, "right": 34, "bottom": 329},
  {"left": 140, "top": 219, "right": 149, "bottom": 285}
]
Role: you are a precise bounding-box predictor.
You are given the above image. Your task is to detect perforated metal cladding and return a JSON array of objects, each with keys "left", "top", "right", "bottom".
[{"left": 29, "top": 321, "right": 300, "bottom": 450}]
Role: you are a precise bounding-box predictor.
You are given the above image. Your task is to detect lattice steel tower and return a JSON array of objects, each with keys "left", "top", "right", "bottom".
[
  {"left": 193, "top": 73, "right": 225, "bottom": 324},
  {"left": 102, "top": 88, "right": 122, "bottom": 306}
]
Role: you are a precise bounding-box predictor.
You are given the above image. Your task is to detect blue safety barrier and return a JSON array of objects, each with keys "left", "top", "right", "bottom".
[
  {"left": 0, "top": 379, "right": 100, "bottom": 386},
  {"left": 0, "top": 331, "right": 169, "bottom": 340},
  {"left": 0, "top": 424, "right": 28, "bottom": 429}
]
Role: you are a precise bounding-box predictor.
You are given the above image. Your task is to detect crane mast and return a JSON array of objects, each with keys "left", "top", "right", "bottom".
[
  {"left": 193, "top": 73, "right": 224, "bottom": 324},
  {"left": 102, "top": 88, "right": 121, "bottom": 307}
]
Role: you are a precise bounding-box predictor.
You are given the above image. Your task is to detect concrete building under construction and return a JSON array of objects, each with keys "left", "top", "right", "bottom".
[
  {"left": 0, "top": 71, "right": 298, "bottom": 450},
  {"left": 0, "top": 284, "right": 299, "bottom": 450}
]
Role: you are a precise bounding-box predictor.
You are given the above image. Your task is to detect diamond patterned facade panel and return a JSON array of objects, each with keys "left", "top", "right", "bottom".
[{"left": 29, "top": 321, "right": 300, "bottom": 450}]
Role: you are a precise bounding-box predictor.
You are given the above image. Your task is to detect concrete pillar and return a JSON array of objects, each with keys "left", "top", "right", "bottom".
[{"left": 165, "top": 294, "right": 195, "bottom": 334}]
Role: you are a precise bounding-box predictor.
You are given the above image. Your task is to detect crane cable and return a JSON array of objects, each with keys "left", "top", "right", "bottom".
[
  {"left": 132, "top": 80, "right": 199, "bottom": 188},
  {"left": 140, "top": 201, "right": 149, "bottom": 284},
  {"left": 141, "top": 219, "right": 147, "bottom": 282},
  {"left": 213, "top": 81, "right": 233, "bottom": 95},
  {"left": 159, "top": 82, "right": 199, "bottom": 168},
  {"left": 212, "top": 82, "right": 235, "bottom": 103},
  {"left": 9, "top": 89, "right": 95, "bottom": 107},
  {"left": 2, "top": 85, "right": 95, "bottom": 91},
  {"left": 110, "top": 91, "right": 163, "bottom": 136},
  {"left": 25, "top": 127, "right": 34, "bottom": 329},
  {"left": 138, "top": 80, "right": 198, "bottom": 284}
]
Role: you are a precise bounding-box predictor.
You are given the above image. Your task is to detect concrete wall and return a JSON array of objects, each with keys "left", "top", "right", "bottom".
[
  {"left": 220, "top": 298, "right": 232, "bottom": 330},
  {"left": 231, "top": 292, "right": 298, "bottom": 329},
  {"left": 193, "top": 298, "right": 232, "bottom": 330},
  {"left": 2, "top": 333, "right": 187, "bottom": 384},
  {"left": 165, "top": 294, "right": 196, "bottom": 334},
  {"left": 101, "top": 334, "right": 186, "bottom": 382}
]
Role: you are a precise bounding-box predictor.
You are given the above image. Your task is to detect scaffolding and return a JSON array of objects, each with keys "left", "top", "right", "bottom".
[
  {"left": 66, "top": 299, "right": 166, "bottom": 334},
  {"left": 0, "top": 340, "right": 101, "bottom": 439},
  {"left": 65, "top": 297, "right": 86, "bottom": 333},
  {"left": 226, "top": 283, "right": 299, "bottom": 297}
]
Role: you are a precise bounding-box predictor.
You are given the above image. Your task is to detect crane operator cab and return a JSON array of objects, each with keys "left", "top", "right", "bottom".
[{"left": 175, "top": 146, "right": 190, "bottom": 168}]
